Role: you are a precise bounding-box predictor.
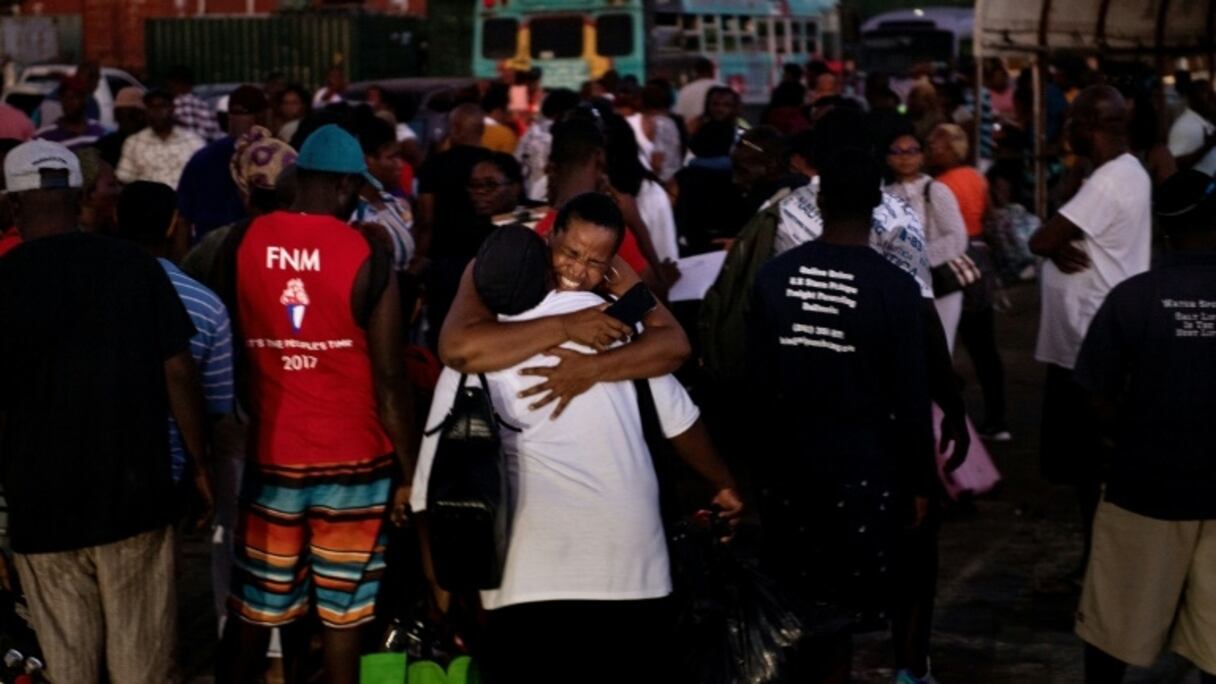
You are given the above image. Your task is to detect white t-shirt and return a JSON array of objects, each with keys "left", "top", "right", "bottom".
[
  {"left": 774, "top": 182, "right": 935, "bottom": 298},
  {"left": 627, "top": 112, "right": 656, "bottom": 168},
  {"left": 636, "top": 178, "right": 680, "bottom": 265},
  {"left": 410, "top": 291, "right": 700, "bottom": 610},
  {"left": 1168, "top": 108, "right": 1216, "bottom": 175},
  {"left": 673, "top": 78, "right": 720, "bottom": 122},
  {"left": 1035, "top": 153, "right": 1151, "bottom": 369}
]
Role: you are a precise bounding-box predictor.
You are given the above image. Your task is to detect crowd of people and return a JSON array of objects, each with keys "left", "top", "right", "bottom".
[{"left": 0, "top": 51, "right": 1211, "bottom": 684}]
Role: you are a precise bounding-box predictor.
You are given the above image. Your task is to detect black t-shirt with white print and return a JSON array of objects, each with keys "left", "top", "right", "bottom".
[
  {"left": 1074, "top": 251, "right": 1216, "bottom": 520},
  {"left": 746, "top": 240, "right": 933, "bottom": 625}
]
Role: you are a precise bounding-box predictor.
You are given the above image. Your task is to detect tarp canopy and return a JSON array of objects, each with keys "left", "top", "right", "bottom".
[{"left": 976, "top": 0, "right": 1216, "bottom": 56}]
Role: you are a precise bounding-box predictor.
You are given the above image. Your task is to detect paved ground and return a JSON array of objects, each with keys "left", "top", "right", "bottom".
[{"left": 177, "top": 282, "right": 1202, "bottom": 683}]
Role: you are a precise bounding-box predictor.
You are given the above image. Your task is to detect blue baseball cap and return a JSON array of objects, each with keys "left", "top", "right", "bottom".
[{"left": 296, "top": 124, "right": 382, "bottom": 190}]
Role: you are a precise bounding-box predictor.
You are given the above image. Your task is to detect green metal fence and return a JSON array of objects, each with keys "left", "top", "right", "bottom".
[{"left": 145, "top": 14, "right": 422, "bottom": 89}]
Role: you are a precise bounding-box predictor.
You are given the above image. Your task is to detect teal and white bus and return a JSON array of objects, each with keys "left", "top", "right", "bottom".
[{"left": 472, "top": 0, "right": 839, "bottom": 104}]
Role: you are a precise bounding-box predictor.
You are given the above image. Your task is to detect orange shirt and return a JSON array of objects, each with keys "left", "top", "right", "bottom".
[
  {"left": 937, "top": 166, "right": 989, "bottom": 238},
  {"left": 482, "top": 121, "right": 519, "bottom": 154}
]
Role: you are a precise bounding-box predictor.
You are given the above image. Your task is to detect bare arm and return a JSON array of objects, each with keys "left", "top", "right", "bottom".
[
  {"left": 1029, "top": 212, "right": 1089, "bottom": 273},
  {"left": 413, "top": 192, "right": 435, "bottom": 263},
  {"left": 593, "top": 257, "right": 691, "bottom": 379},
  {"left": 517, "top": 259, "right": 691, "bottom": 416},
  {"left": 438, "top": 261, "right": 633, "bottom": 373},
  {"left": 165, "top": 350, "right": 214, "bottom": 530},
  {"left": 365, "top": 267, "right": 418, "bottom": 491},
  {"left": 668, "top": 419, "right": 744, "bottom": 530},
  {"left": 668, "top": 419, "right": 736, "bottom": 492}
]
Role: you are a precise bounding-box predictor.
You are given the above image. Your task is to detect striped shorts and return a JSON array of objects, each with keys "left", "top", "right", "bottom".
[{"left": 229, "top": 454, "right": 395, "bottom": 629}]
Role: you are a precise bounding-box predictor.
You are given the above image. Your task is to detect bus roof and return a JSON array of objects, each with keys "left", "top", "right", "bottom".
[
  {"left": 861, "top": 6, "right": 973, "bottom": 35},
  {"left": 496, "top": 0, "right": 834, "bottom": 16},
  {"left": 663, "top": 0, "right": 835, "bottom": 15}
]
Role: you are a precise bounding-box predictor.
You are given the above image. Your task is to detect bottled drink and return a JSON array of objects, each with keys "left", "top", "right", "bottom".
[
  {"left": 13, "top": 656, "right": 42, "bottom": 683},
  {"left": 381, "top": 618, "right": 407, "bottom": 653},
  {"left": 0, "top": 650, "right": 23, "bottom": 684}
]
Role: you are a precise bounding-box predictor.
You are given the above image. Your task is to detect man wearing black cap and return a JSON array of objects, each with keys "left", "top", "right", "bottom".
[
  {"left": 1072, "top": 169, "right": 1216, "bottom": 684},
  {"left": 177, "top": 84, "right": 272, "bottom": 245}
]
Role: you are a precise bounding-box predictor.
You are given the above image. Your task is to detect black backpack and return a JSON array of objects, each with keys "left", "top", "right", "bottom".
[{"left": 424, "top": 374, "right": 517, "bottom": 591}]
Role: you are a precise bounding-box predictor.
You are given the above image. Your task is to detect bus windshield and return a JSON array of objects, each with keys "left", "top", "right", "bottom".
[
  {"left": 530, "top": 16, "right": 584, "bottom": 59},
  {"left": 861, "top": 30, "right": 954, "bottom": 73}
]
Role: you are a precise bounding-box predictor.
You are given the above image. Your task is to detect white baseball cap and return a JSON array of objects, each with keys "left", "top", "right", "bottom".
[{"left": 3, "top": 139, "right": 83, "bottom": 193}]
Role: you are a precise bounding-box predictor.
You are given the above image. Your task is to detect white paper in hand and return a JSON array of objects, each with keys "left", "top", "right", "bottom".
[{"left": 668, "top": 251, "right": 728, "bottom": 302}]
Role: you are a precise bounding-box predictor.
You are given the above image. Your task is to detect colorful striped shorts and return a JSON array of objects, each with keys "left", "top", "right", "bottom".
[{"left": 229, "top": 454, "right": 395, "bottom": 629}]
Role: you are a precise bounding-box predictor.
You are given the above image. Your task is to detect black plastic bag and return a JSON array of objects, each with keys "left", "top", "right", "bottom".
[{"left": 669, "top": 516, "right": 805, "bottom": 684}]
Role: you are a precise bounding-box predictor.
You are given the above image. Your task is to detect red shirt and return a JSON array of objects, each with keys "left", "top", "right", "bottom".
[
  {"left": 236, "top": 211, "right": 392, "bottom": 466},
  {"left": 0, "top": 227, "right": 21, "bottom": 257},
  {"left": 535, "top": 209, "right": 647, "bottom": 275}
]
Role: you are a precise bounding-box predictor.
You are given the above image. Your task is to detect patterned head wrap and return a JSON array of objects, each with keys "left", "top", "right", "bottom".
[{"left": 230, "top": 126, "right": 297, "bottom": 196}]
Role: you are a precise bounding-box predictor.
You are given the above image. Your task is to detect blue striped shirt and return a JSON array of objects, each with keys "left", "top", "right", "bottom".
[
  {"left": 355, "top": 192, "right": 415, "bottom": 271},
  {"left": 160, "top": 259, "right": 234, "bottom": 481}
]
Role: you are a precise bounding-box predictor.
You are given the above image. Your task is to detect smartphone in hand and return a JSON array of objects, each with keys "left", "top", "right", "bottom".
[{"left": 603, "top": 282, "right": 657, "bottom": 329}]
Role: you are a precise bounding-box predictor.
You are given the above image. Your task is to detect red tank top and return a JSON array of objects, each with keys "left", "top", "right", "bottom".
[{"left": 236, "top": 211, "right": 393, "bottom": 466}]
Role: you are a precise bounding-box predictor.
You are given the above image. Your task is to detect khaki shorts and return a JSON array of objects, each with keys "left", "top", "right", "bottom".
[{"left": 1076, "top": 500, "right": 1216, "bottom": 674}]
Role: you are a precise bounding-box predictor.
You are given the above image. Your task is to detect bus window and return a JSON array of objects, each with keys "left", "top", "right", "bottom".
[
  {"left": 703, "top": 15, "right": 720, "bottom": 52},
  {"left": 805, "top": 22, "right": 818, "bottom": 54},
  {"left": 721, "top": 15, "right": 737, "bottom": 52},
  {"left": 530, "top": 16, "right": 584, "bottom": 59},
  {"left": 653, "top": 13, "right": 682, "bottom": 52},
  {"left": 482, "top": 18, "right": 518, "bottom": 59},
  {"left": 774, "top": 19, "right": 787, "bottom": 54},
  {"left": 739, "top": 17, "right": 757, "bottom": 51},
  {"left": 596, "top": 14, "right": 633, "bottom": 56}
]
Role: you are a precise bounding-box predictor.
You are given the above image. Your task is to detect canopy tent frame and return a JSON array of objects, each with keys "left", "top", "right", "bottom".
[{"left": 974, "top": 0, "right": 1216, "bottom": 217}]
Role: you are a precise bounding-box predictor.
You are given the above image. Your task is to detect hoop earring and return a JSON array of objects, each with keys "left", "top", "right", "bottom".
[{"left": 604, "top": 266, "right": 620, "bottom": 283}]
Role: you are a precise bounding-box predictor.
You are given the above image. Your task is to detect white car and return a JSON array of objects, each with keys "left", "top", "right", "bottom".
[{"left": 8, "top": 65, "right": 143, "bottom": 130}]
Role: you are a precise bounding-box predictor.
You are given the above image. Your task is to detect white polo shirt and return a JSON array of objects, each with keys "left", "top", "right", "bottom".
[{"left": 410, "top": 291, "right": 700, "bottom": 610}]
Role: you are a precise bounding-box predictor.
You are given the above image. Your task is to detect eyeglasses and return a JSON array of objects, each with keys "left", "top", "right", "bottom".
[
  {"left": 888, "top": 146, "right": 923, "bottom": 156},
  {"left": 467, "top": 179, "right": 512, "bottom": 192}
]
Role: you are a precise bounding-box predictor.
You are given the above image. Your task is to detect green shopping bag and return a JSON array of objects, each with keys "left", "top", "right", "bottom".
[
  {"left": 360, "top": 653, "right": 479, "bottom": 684},
  {"left": 409, "top": 657, "right": 480, "bottom": 684},
  {"left": 360, "top": 653, "right": 407, "bottom": 683}
]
